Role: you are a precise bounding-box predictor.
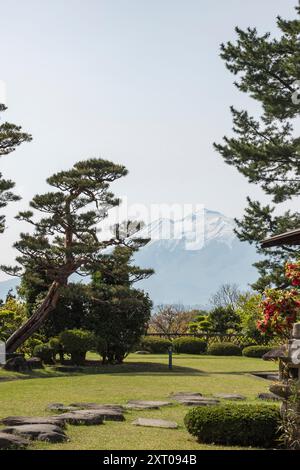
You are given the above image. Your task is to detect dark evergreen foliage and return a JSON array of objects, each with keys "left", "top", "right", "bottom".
[
  {"left": 0, "top": 104, "right": 31, "bottom": 232},
  {"left": 214, "top": 5, "right": 300, "bottom": 289}
]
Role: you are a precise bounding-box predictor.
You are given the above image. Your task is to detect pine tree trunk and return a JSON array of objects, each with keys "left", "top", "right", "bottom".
[{"left": 6, "top": 281, "right": 61, "bottom": 354}]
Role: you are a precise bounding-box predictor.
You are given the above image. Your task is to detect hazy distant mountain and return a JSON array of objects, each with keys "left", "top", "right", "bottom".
[
  {"left": 0, "top": 209, "right": 260, "bottom": 306},
  {"left": 133, "top": 209, "right": 259, "bottom": 306}
]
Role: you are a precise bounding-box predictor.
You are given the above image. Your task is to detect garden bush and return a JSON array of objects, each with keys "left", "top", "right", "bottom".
[
  {"left": 59, "top": 329, "right": 96, "bottom": 365},
  {"left": 207, "top": 342, "right": 242, "bottom": 356},
  {"left": 242, "top": 345, "right": 273, "bottom": 358},
  {"left": 33, "top": 343, "right": 54, "bottom": 364},
  {"left": 49, "top": 337, "right": 64, "bottom": 362},
  {"left": 139, "top": 336, "right": 171, "bottom": 353},
  {"left": 172, "top": 337, "right": 207, "bottom": 354},
  {"left": 184, "top": 404, "right": 281, "bottom": 448}
]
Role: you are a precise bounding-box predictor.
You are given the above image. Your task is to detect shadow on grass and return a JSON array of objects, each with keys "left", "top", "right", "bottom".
[{"left": 0, "top": 360, "right": 207, "bottom": 382}]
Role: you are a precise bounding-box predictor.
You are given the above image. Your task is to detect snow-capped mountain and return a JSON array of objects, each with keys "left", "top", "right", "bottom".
[
  {"left": 135, "top": 209, "right": 236, "bottom": 250},
  {"left": 0, "top": 209, "right": 260, "bottom": 306},
  {"left": 133, "top": 209, "right": 259, "bottom": 306}
]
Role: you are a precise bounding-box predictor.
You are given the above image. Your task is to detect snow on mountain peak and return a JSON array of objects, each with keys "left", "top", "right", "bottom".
[{"left": 134, "top": 209, "right": 236, "bottom": 251}]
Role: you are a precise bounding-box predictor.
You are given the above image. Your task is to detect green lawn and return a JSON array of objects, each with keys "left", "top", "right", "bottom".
[{"left": 0, "top": 354, "right": 278, "bottom": 450}]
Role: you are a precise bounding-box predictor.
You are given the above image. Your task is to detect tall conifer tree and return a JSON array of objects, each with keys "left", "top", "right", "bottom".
[
  {"left": 214, "top": 4, "right": 300, "bottom": 290},
  {"left": 3, "top": 158, "right": 148, "bottom": 352}
]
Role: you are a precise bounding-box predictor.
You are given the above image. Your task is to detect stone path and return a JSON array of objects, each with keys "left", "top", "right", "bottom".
[
  {"left": 132, "top": 418, "right": 178, "bottom": 429},
  {"left": 1, "top": 416, "right": 66, "bottom": 428},
  {"left": 2, "top": 424, "right": 68, "bottom": 443},
  {"left": 0, "top": 432, "right": 29, "bottom": 450},
  {"left": 1, "top": 391, "right": 250, "bottom": 449},
  {"left": 0, "top": 403, "right": 126, "bottom": 447}
]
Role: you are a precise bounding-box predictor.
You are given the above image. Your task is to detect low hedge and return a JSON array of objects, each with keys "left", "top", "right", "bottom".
[
  {"left": 140, "top": 337, "right": 171, "bottom": 353},
  {"left": 184, "top": 404, "right": 281, "bottom": 448},
  {"left": 207, "top": 342, "right": 242, "bottom": 356},
  {"left": 172, "top": 337, "right": 207, "bottom": 354},
  {"left": 242, "top": 345, "right": 273, "bottom": 358}
]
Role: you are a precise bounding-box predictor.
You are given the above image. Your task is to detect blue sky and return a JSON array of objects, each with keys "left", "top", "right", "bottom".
[{"left": 0, "top": 0, "right": 298, "bottom": 273}]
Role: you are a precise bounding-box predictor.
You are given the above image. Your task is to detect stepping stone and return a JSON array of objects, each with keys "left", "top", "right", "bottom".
[
  {"left": 127, "top": 400, "right": 172, "bottom": 408},
  {"left": 54, "top": 409, "right": 123, "bottom": 425},
  {"left": 214, "top": 393, "right": 246, "bottom": 401},
  {"left": 2, "top": 424, "right": 68, "bottom": 443},
  {"left": 176, "top": 397, "right": 220, "bottom": 406},
  {"left": 47, "top": 403, "right": 78, "bottom": 412},
  {"left": 82, "top": 408, "right": 125, "bottom": 421},
  {"left": 169, "top": 392, "right": 202, "bottom": 399},
  {"left": 125, "top": 403, "right": 160, "bottom": 410},
  {"left": 132, "top": 418, "right": 178, "bottom": 429},
  {"left": 0, "top": 432, "right": 29, "bottom": 450},
  {"left": 1, "top": 416, "right": 66, "bottom": 428},
  {"left": 69, "top": 403, "right": 125, "bottom": 413},
  {"left": 257, "top": 392, "right": 281, "bottom": 402}
]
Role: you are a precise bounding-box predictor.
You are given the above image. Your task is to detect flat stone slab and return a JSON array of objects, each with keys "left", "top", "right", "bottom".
[
  {"left": 257, "top": 392, "right": 281, "bottom": 402},
  {"left": 47, "top": 403, "right": 78, "bottom": 412},
  {"left": 132, "top": 418, "right": 178, "bottom": 429},
  {"left": 69, "top": 402, "right": 125, "bottom": 413},
  {"left": 2, "top": 424, "right": 68, "bottom": 443},
  {"left": 54, "top": 409, "right": 113, "bottom": 425},
  {"left": 176, "top": 397, "right": 220, "bottom": 406},
  {"left": 0, "top": 432, "right": 29, "bottom": 449},
  {"left": 169, "top": 392, "right": 202, "bottom": 399},
  {"left": 127, "top": 400, "right": 172, "bottom": 408},
  {"left": 125, "top": 403, "right": 160, "bottom": 410},
  {"left": 1, "top": 416, "right": 66, "bottom": 428},
  {"left": 214, "top": 393, "right": 246, "bottom": 401}
]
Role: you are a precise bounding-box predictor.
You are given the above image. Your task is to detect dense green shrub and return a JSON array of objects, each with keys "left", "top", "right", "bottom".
[
  {"left": 49, "top": 337, "right": 64, "bottom": 362},
  {"left": 184, "top": 404, "right": 280, "bottom": 448},
  {"left": 172, "top": 337, "right": 207, "bottom": 354},
  {"left": 59, "top": 329, "right": 96, "bottom": 365},
  {"left": 33, "top": 343, "right": 54, "bottom": 364},
  {"left": 207, "top": 342, "right": 242, "bottom": 356},
  {"left": 140, "top": 336, "right": 171, "bottom": 353},
  {"left": 242, "top": 345, "right": 273, "bottom": 358}
]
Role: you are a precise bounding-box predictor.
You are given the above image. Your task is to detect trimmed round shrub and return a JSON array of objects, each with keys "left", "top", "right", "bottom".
[
  {"left": 242, "top": 345, "right": 273, "bottom": 358},
  {"left": 59, "top": 329, "right": 96, "bottom": 365},
  {"left": 33, "top": 343, "right": 54, "bottom": 364},
  {"left": 207, "top": 342, "right": 242, "bottom": 356},
  {"left": 49, "top": 337, "right": 64, "bottom": 362},
  {"left": 140, "top": 336, "right": 171, "bottom": 353},
  {"left": 172, "top": 337, "right": 207, "bottom": 354},
  {"left": 184, "top": 404, "right": 280, "bottom": 448}
]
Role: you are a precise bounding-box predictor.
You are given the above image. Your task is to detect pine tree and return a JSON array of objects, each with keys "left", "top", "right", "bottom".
[
  {"left": 2, "top": 158, "right": 148, "bottom": 353},
  {"left": 0, "top": 104, "right": 32, "bottom": 232},
  {"left": 214, "top": 4, "right": 300, "bottom": 290},
  {"left": 84, "top": 245, "right": 153, "bottom": 364}
]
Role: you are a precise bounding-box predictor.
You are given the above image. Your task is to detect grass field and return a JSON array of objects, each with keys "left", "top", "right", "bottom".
[{"left": 0, "top": 354, "right": 278, "bottom": 450}]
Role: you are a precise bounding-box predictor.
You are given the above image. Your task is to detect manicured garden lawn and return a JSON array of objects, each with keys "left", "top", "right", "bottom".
[{"left": 0, "top": 354, "right": 278, "bottom": 450}]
